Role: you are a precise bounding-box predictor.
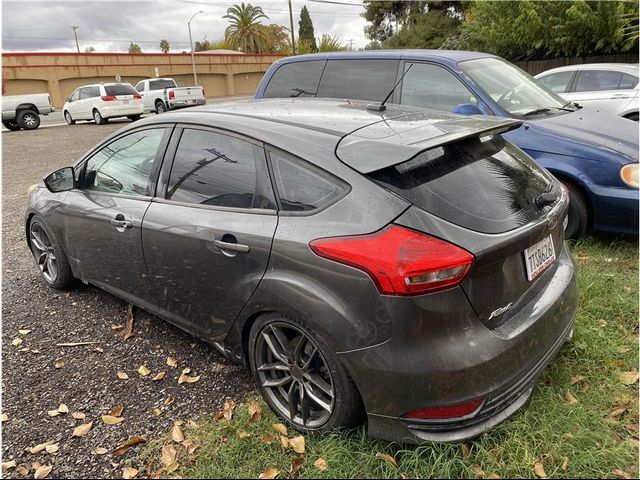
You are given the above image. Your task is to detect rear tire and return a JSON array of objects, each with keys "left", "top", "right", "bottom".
[
  {"left": 28, "top": 216, "right": 74, "bottom": 290},
  {"left": 64, "top": 110, "right": 76, "bottom": 125},
  {"left": 93, "top": 109, "right": 107, "bottom": 125},
  {"left": 2, "top": 120, "right": 21, "bottom": 131},
  {"left": 128, "top": 115, "right": 141, "bottom": 122},
  {"left": 16, "top": 109, "right": 40, "bottom": 130},
  {"left": 249, "top": 313, "right": 364, "bottom": 435},
  {"left": 563, "top": 181, "right": 589, "bottom": 240},
  {"left": 155, "top": 101, "right": 167, "bottom": 114}
]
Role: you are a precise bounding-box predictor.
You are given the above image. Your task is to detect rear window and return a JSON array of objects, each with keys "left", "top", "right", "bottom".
[
  {"left": 368, "top": 136, "right": 556, "bottom": 234},
  {"left": 149, "top": 79, "right": 177, "bottom": 90},
  {"left": 264, "top": 60, "right": 326, "bottom": 98},
  {"left": 317, "top": 59, "right": 399, "bottom": 101},
  {"left": 104, "top": 84, "right": 137, "bottom": 96}
]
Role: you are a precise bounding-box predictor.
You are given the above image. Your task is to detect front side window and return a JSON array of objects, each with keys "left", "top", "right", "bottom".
[
  {"left": 69, "top": 89, "right": 80, "bottom": 102},
  {"left": 270, "top": 152, "right": 348, "bottom": 212},
  {"left": 167, "top": 129, "right": 274, "bottom": 209},
  {"left": 574, "top": 70, "right": 622, "bottom": 92},
  {"left": 82, "top": 128, "right": 166, "bottom": 196},
  {"left": 538, "top": 71, "right": 574, "bottom": 94},
  {"left": 317, "top": 59, "right": 400, "bottom": 101},
  {"left": 135, "top": 82, "right": 144, "bottom": 92},
  {"left": 400, "top": 63, "right": 480, "bottom": 112},
  {"left": 263, "top": 60, "right": 326, "bottom": 98}
]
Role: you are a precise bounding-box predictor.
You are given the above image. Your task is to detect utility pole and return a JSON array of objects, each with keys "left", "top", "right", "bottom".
[
  {"left": 188, "top": 11, "right": 204, "bottom": 86},
  {"left": 349, "top": 38, "right": 354, "bottom": 50},
  {"left": 70, "top": 25, "right": 80, "bottom": 53},
  {"left": 287, "top": 0, "right": 296, "bottom": 55}
]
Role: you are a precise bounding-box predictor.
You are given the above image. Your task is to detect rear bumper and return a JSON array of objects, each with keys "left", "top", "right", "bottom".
[
  {"left": 338, "top": 245, "right": 578, "bottom": 443},
  {"left": 588, "top": 184, "right": 639, "bottom": 235},
  {"left": 168, "top": 98, "right": 206, "bottom": 109},
  {"left": 101, "top": 103, "right": 144, "bottom": 118}
]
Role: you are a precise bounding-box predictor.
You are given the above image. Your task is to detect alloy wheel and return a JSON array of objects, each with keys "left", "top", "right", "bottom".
[
  {"left": 23, "top": 113, "right": 37, "bottom": 127},
  {"left": 65, "top": 112, "right": 73, "bottom": 124},
  {"left": 255, "top": 322, "right": 335, "bottom": 429},
  {"left": 30, "top": 222, "right": 58, "bottom": 283},
  {"left": 94, "top": 111, "right": 102, "bottom": 124}
]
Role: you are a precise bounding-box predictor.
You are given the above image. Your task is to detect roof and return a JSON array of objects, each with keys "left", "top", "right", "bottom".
[
  {"left": 137, "top": 98, "right": 520, "bottom": 173},
  {"left": 274, "top": 49, "right": 496, "bottom": 65},
  {"left": 536, "top": 63, "right": 639, "bottom": 76}
]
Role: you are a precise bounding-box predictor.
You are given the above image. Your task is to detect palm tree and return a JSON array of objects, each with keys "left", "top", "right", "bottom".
[
  {"left": 223, "top": 3, "right": 269, "bottom": 53},
  {"left": 159, "top": 39, "right": 170, "bottom": 53}
]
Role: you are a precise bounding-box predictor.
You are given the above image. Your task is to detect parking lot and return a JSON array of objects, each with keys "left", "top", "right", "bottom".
[{"left": 1, "top": 122, "right": 254, "bottom": 478}]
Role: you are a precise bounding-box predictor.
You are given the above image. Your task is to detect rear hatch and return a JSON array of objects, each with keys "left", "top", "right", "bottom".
[
  {"left": 336, "top": 111, "right": 568, "bottom": 328},
  {"left": 170, "top": 87, "right": 205, "bottom": 104},
  {"left": 104, "top": 84, "right": 139, "bottom": 106}
]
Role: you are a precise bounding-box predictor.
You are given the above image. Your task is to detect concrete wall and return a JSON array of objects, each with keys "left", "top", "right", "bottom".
[{"left": 2, "top": 52, "right": 286, "bottom": 107}]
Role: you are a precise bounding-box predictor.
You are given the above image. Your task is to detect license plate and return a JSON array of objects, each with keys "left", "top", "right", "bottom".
[
  {"left": 186, "top": 99, "right": 195, "bottom": 105},
  {"left": 122, "top": 99, "right": 130, "bottom": 104},
  {"left": 524, "top": 234, "right": 556, "bottom": 281}
]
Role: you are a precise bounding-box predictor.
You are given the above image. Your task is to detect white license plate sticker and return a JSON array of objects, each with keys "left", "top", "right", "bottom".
[{"left": 524, "top": 235, "right": 556, "bottom": 281}]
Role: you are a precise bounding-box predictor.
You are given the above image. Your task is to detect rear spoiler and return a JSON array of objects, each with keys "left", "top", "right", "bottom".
[{"left": 336, "top": 113, "right": 522, "bottom": 174}]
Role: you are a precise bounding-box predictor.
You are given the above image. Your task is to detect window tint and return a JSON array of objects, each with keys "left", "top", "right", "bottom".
[
  {"left": 270, "top": 152, "right": 348, "bottom": 212},
  {"left": 90, "top": 86, "right": 100, "bottom": 98},
  {"left": 149, "top": 79, "right": 177, "bottom": 90},
  {"left": 79, "top": 88, "right": 92, "bottom": 100},
  {"left": 83, "top": 128, "right": 166, "bottom": 196},
  {"left": 400, "top": 63, "right": 479, "bottom": 111},
  {"left": 620, "top": 73, "right": 638, "bottom": 89},
  {"left": 263, "top": 60, "right": 326, "bottom": 98},
  {"left": 538, "top": 71, "right": 573, "bottom": 93},
  {"left": 317, "top": 59, "right": 399, "bottom": 101},
  {"left": 70, "top": 89, "right": 80, "bottom": 102},
  {"left": 104, "top": 84, "right": 137, "bottom": 96},
  {"left": 575, "top": 70, "right": 622, "bottom": 92},
  {"left": 168, "top": 129, "right": 274, "bottom": 209}
]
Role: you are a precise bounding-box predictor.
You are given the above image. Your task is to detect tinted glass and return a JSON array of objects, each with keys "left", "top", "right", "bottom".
[
  {"left": 149, "top": 79, "right": 177, "bottom": 90},
  {"left": 368, "top": 136, "right": 556, "bottom": 234},
  {"left": 135, "top": 82, "right": 144, "bottom": 92},
  {"left": 538, "top": 71, "right": 573, "bottom": 93},
  {"left": 400, "top": 63, "right": 479, "bottom": 111},
  {"left": 83, "top": 128, "right": 166, "bottom": 196},
  {"left": 270, "top": 152, "right": 348, "bottom": 212},
  {"left": 317, "top": 59, "right": 399, "bottom": 101},
  {"left": 90, "top": 86, "right": 100, "bottom": 98},
  {"left": 263, "top": 60, "right": 325, "bottom": 98},
  {"left": 575, "top": 70, "right": 622, "bottom": 92},
  {"left": 168, "top": 129, "right": 273, "bottom": 209},
  {"left": 620, "top": 73, "right": 638, "bottom": 89},
  {"left": 104, "top": 84, "right": 137, "bottom": 96},
  {"left": 79, "top": 88, "right": 92, "bottom": 100}
]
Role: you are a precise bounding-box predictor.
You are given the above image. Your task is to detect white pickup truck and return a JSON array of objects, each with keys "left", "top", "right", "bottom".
[
  {"left": 134, "top": 78, "right": 205, "bottom": 114},
  {"left": 2, "top": 93, "right": 54, "bottom": 130}
]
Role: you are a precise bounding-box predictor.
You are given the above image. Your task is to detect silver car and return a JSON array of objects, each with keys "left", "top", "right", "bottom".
[{"left": 536, "top": 63, "right": 639, "bottom": 120}]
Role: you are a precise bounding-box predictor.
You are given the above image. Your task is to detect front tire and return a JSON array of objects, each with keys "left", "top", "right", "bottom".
[
  {"left": 64, "top": 110, "right": 76, "bottom": 125},
  {"left": 93, "top": 109, "right": 107, "bottom": 125},
  {"left": 29, "top": 216, "right": 74, "bottom": 290},
  {"left": 563, "top": 182, "right": 589, "bottom": 240},
  {"left": 16, "top": 109, "right": 40, "bottom": 130},
  {"left": 2, "top": 120, "right": 21, "bottom": 131},
  {"left": 249, "top": 313, "right": 363, "bottom": 434}
]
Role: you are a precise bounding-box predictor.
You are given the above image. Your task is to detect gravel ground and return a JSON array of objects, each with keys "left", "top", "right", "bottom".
[{"left": 1, "top": 123, "right": 254, "bottom": 478}]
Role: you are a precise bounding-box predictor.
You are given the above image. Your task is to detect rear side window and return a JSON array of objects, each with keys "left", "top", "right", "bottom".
[
  {"left": 368, "top": 136, "right": 555, "bottom": 234},
  {"left": 269, "top": 151, "right": 348, "bottom": 212},
  {"left": 167, "top": 129, "right": 275, "bottom": 209},
  {"left": 104, "top": 84, "right": 137, "bottom": 96},
  {"left": 317, "top": 59, "right": 399, "bottom": 101},
  {"left": 149, "top": 79, "right": 177, "bottom": 90},
  {"left": 620, "top": 73, "right": 638, "bottom": 89},
  {"left": 263, "top": 60, "right": 325, "bottom": 98},
  {"left": 79, "top": 88, "right": 92, "bottom": 100},
  {"left": 574, "top": 70, "right": 622, "bottom": 92},
  {"left": 538, "top": 71, "right": 574, "bottom": 93}
]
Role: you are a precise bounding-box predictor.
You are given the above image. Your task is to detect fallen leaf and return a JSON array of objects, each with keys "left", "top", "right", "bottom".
[
  {"left": 172, "top": 424, "right": 185, "bottom": 443},
  {"left": 113, "top": 436, "right": 146, "bottom": 456},
  {"left": 167, "top": 356, "right": 178, "bottom": 368},
  {"left": 101, "top": 415, "right": 125, "bottom": 425},
  {"left": 290, "top": 456, "right": 305, "bottom": 477},
  {"left": 487, "top": 474, "right": 501, "bottom": 479},
  {"left": 0, "top": 413, "right": 8, "bottom": 422},
  {"left": 471, "top": 464, "right": 485, "bottom": 476},
  {"left": 95, "top": 447, "right": 108, "bottom": 455},
  {"left": 564, "top": 391, "right": 578, "bottom": 405},
  {"left": 111, "top": 405, "right": 124, "bottom": 417},
  {"left": 258, "top": 468, "right": 279, "bottom": 479},
  {"left": 248, "top": 400, "right": 262, "bottom": 423},
  {"left": 178, "top": 373, "right": 200, "bottom": 384},
  {"left": 152, "top": 371, "right": 166, "bottom": 381},
  {"left": 138, "top": 365, "right": 151, "bottom": 377},
  {"left": 261, "top": 434, "right": 275, "bottom": 444},
  {"left": 375, "top": 452, "right": 399, "bottom": 469},
  {"left": 279, "top": 435, "right": 289, "bottom": 450},
  {"left": 58, "top": 404, "right": 69, "bottom": 414},
  {"left": 561, "top": 457, "right": 569, "bottom": 471},
  {"left": 164, "top": 395, "right": 175, "bottom": 406},
  {"left": 461, "top": 444, "right": 470, "bottom": 459},
  {"left": 160, "top": 444, "right": 178, "bottom": 467},
  {"left": 238, "top": 430, "right": 251, "bottom": 438},
  {"left": 618, "top": 346, "right": 631, "bottom": 354},
  {"left": 54, "top": 360, "right": 64, "bottom": 369},
  {"left": 12, "top": 337, "right": 23, "bottom": 346},
  {"left": 222, "top": 401, "right": 235, "bottom": 420},
  {"left": 34, "top": 464, "right": 53, "bottom": 479},
  {"left": 272, "top": 423, "right": 288, "bottom": 436},
  {"left": 2, "top": 460, "right": 17, "bottom": 470},
  {"left": 620, "top": 370, "right": 639, "bottom": 385},
  {"left": 16, "top": 465, "right": 29, "bottom": 476},
  {"left": 122, "top": 466, "right": 139, "bottom": 479},
  {"left": 45, "top": 444, "right": 59, "bottom": 454},
  {"left": 117, "top": 372, "right": 129, "bottom": 380},
  {"left": 47, "top": 410, "right": 60, "bottom": 417},
  {"left": 111, "top": 324, "right": 124, "bottom": 331},
  {"left": 28, "top": 442, "right": 54, "bottom": 454},
  {"left": 151, "top": 408, "right": 162, "bottom": 416},
  {"left": 94, "top": 347, "right": 104, "bottom": 353},
  {"left": 611, "top": 468, "right": 632, "bottom": 479},
  {"left": 182, "top": 367, "right": 191, "bottom": 375},
  {"left": 18, "top": 329, "right": 32, "bottom": 335},
  {"left": 72, "top": 412, "right": 86, "bottom": 420},
  {"left": 166, "top": 462, "right": 180, "bottom": 474},
  {"left": 534, "top": 462, "right": 547, "bottom": 478},
  {"left": 123, "top": 304, "right": 135, "bottom": 340},
  {"left": 611, "top": 407, "right": 627, "bottom": 418},
  {"left": 314, "top": 458, "right": 328, "bottom": 471},
  {"left": 570, "top": 375, "right": 586, "bottom": 385},
  {"left": 562, "top": 432, "right": 574, "bottom": 440},
  {"left": 182, "top": 438, "right": 197, "bottom": 454},
  {"left": 289, "top": 435, "right": 305, "bottom": 454}
]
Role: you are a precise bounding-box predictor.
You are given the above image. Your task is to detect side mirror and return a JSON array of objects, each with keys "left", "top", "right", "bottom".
[
  {"left": 453, "top": 103, "right": 485, "bottom": 116},
  {"left": 44, "top": 167, "right": 75, "bottom": 193}
]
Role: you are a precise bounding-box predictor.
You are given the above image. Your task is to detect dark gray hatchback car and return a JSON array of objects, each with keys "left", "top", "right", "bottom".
[{"left": 27, "top": 98, "right": 578, "bottom": 443}]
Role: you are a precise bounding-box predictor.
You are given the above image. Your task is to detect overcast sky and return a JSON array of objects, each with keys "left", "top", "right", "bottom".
[{"left": 2, "top": 0, "right": 368, "bottom": 53}]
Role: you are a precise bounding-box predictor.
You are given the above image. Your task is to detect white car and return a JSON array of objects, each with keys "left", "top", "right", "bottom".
[
  {"left": 535, "top": 63, "right": 639, "bottom": 120},
  {"left": 63, "top": 83, "right": 144, "bottom": 125}
]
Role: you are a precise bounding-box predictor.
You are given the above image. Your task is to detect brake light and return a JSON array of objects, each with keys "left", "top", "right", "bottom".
[
  {"left": 168, "top": 91, "right": 175, "bottom": 100},
  {"left": 133, "top": 93, "right": 142, "bottom": 100},
  {"left": 101, "top": 95, "right": 116, "bottom": 101},
  {"left": 404, "top": 398, "right": 484, "bottom": 420},
  {"left": 309, "top": 225, "right": 473, "bottom": 295}
]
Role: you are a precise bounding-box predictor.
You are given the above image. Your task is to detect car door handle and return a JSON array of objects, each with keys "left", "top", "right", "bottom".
[
  {"left": 213, "top": 239, "right": 250, "bottom": 253},
  {"left": 110, "top": 216, "right": 132, "bottom": 229}
]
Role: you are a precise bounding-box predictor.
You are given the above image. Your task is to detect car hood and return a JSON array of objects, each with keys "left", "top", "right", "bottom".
[{"left": 506, "top": 108, "right": 639, "bottom": 163}]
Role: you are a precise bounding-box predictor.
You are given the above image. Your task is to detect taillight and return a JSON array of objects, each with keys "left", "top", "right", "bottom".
[
  {"left": 101, "top": 95, "right": 116, "bottom": 101},
  {"left": 309, "top": 225, "right": 473, "bottom": 296},
  {"left": 133, "top": 93, "right": 142, "bottom": 100},
  {"left": 168, "top": 91, "right": 175, "bottom": 100},
  {"left": 404, "top": 398, "right": 484, "bottom": 420}
]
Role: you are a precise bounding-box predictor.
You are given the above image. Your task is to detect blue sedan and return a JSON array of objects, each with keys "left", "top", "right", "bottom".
[{"left": 255, "top": 50, "right": 639, "bottom": 238}]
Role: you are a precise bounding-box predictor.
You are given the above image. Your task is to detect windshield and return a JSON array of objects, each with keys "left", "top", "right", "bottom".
[{"left": 459, "top": 57, "right": 572, "bottom": 117}]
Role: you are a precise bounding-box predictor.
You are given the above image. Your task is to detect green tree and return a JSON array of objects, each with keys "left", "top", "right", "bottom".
[
  {"left": 298, "top": 5, "right": 317, "bottom": 52},
  {"left": 223, "top": 2, "right": 269, "bottom": 53},
  {"left": 260, "top": 24, "right": 292, "bottom": 54},
  {"left": 384, "top": 9, "right": 460, "bottom": 49},
  {"left": 317, "top": 34, "right": 348, "bottom": 52},
  {"left": 128, "top": 42, "right": 142, "bottom": 53},
  {"left": 159, "top": 39, "right": 170, "bottom": 53},
  {"left": 84, "top": 46, "right": 95, "bottom": 53}
]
